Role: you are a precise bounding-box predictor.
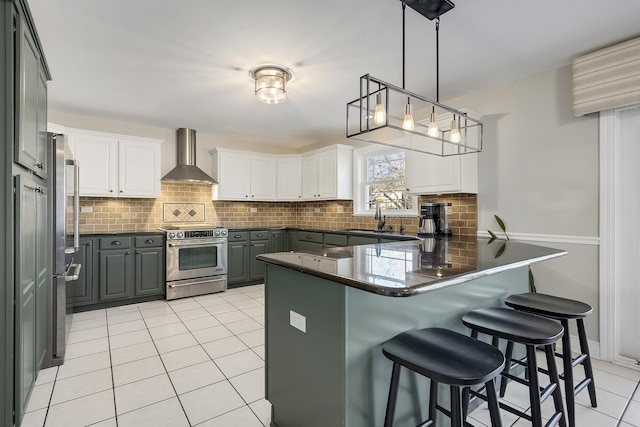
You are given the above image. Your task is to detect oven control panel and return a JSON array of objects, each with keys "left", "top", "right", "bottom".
[{"left": 164, "top": 228, "right": 228, "bottom": 240}]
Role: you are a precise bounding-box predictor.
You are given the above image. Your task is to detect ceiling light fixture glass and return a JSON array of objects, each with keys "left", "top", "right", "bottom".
[
  {"left": 249, "top": 65, "right": 292, "bottom": 105},
  {"left": 346, "top": 0, "right": 482, "bottom": 157}
]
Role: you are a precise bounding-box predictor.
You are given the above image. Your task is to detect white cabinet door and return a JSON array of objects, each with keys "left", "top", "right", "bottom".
[
  {"left": 250, "top": 156, "right": 276, "bottom": 200},
  {"left": 317, "top": 150, "right": 337, "bottom": 198},
  {"left": 118, "top": 139, "right": 161, "bottom": 198},
  {"left": 405, "top": 151, "right": 461, "bottom": 194},
  {"left": 71, "top": 134, "right": 118, "bottom": 196},
  {"left": 302, "top": 154, "right": 319, "bottom": 199},
  {"left": 276, "top": 157, "right": 302, "bottom": 200},
  {"left": 217, "top": 151, "right": 251, "bottom": 200}
]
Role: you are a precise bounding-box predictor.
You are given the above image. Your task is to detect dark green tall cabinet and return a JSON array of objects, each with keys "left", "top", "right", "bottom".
[{"left": 2, "top": 0, "right": 51, "bottom": 425}]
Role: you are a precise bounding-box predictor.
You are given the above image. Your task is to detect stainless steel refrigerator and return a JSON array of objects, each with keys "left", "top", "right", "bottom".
[{"left": 45, "top": 133, "right": 81, "bottom": 367}]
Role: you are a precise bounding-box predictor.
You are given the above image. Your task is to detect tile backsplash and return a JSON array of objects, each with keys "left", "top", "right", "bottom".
[{"left": 78, "top": 183, "right": 477, "bottom": 235}]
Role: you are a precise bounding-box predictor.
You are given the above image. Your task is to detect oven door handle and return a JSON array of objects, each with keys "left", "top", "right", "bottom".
[
  {"left": 168, "top": 242, "right": 224, "bottom": 248},
  {"left": 168, "top": 277, "right": 227, "bottom": 288}
]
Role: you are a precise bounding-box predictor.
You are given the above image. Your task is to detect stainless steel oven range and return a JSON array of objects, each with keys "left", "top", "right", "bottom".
[{"left": 160, "top": 225, "right": 228, "bottom": 300}]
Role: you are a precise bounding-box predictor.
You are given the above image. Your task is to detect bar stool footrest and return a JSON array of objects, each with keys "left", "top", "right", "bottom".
[
  {"left": 574, "top": 378, "right": 593, "bottom": 396},
  {"left": 546, "top": 412, "right": 563, "bottom": 427}
]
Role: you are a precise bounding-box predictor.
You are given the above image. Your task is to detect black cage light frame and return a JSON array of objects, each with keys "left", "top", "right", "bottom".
[{"left": 346, "top": 0, "right": 483, "bottom": 157}]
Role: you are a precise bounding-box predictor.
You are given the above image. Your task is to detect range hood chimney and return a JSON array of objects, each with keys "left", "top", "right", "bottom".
[{"left": 161, "top": 128, "right": 216, "bottom": 184}]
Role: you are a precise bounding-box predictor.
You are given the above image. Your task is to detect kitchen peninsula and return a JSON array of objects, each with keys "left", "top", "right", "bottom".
[{"left": 257, "top": 237, "right": 566, "bottom": 427}]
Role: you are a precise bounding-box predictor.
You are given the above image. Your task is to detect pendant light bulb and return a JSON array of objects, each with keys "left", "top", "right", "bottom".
[
  {"left": 427, "top": 108, "right": 439, "bottom": 137},
  {"left": 373, "top": 93, "right": 386, "bottom": 126},
  {"left": 402, "top": 103, "right": 415, "bottom": 131},
  {"left": 450, "top": 115, "right": 462, "bottom": 143}
]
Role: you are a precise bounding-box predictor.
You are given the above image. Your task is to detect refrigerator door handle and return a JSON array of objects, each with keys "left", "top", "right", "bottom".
[
  {"left": 64, "top": 263, "right": 82, "bottom": 282},
  {"left": 66, "top": 159, "right": 80, "bottom": 252}
]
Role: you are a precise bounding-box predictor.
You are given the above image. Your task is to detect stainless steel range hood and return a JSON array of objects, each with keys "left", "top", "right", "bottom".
[{"left": 162, "top": 128, "right": 216, "bottom": 184}]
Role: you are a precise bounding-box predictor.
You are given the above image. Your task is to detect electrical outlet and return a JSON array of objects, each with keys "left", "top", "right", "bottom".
[
  {"left": 81, "top": 206, "right": 93, "bottom": 213},
  {"left": 337, "top": 205, "right": 344, "bottom": 213},
  {"left": 289, "top": 310, "right": 306, "bottom": 333},
  {"left": 250, "top": 207, "right": 258, "bottom": 213},
  {"left": 315, "top": 208, "right": 320, "bottom": 213}
]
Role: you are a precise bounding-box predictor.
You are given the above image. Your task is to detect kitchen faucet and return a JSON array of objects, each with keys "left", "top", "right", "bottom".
[
  {"left": 389, "top": 216, "right": 405, "bottom": 235},
  {"left": 374, "top": 204, "right": 386, "bottom": 232}
]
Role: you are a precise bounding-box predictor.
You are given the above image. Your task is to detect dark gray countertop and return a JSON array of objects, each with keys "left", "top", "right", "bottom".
[
  {"left": 257, "top": 236, "right": 566, "bottom": 297},
  {"left": 228, "top": 227, "right": 417, "bottom": 241}
]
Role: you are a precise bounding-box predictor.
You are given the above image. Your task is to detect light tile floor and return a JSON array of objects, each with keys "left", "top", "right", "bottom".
[
  {"left": 20, "top": 283, "right": 640, "bottom": 426},
  {"left": 22, "top": 284, "right": 269, "bottom": 427}
]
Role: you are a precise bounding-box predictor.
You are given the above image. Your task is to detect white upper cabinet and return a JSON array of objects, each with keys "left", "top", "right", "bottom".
[
  {"left": 302, "top": 145, "right": 353, "bottom": 200},
  {"left": 277, "top": 156, "right": 302, "bottom": 201},
  {"left": 64, "top": 128, "right": 162, "bottom": 198},
  {"left": 404, "top": 111, "right": 480, "bottom": 194},
  {"left": 211, "top": 149, "right": 276, "bottom": 200},
  {"left": 249, "top": 155, "right": 277, "bottom": 200},
  {"left": 118, "top": 139, "right": 162, "bottom": 197},
  {"left": 211, "top": 145, "right": 353, "bottom": 202},
  {"left": 301, "top": 154, "right": 319, "bottom": 199}
]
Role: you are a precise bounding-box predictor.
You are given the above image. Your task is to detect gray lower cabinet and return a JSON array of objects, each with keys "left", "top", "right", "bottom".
[
  {"left": 66, "top": 237, "right": 96, "bottom": 307},
  {"left": 270, "top": 230, "right": 287, "bottom": 252},
  {"left": 297, "top": 231, "right": 323, "bottom": 251},
  {"left": 228, "top": 232, "right": 250, "bottom": 284},
  {"left": 347, "top": 235, "right": 379, "bottom": 246},
  {"left": 134, "top": 237, "right": 165, "bottom": 296},
  {"left": 14, "top": 174, "right": 47, "bottom": 424},
  {"left": 99, "top": 247, "right": 134, "bottom": 301},
  {"left": 250, "top": 231, "right": 269, "bottom": 281},
  {"left": 67, "top": 234, "right": 164, "bottom": 309},
  {"left": 323, "top": 233, "right": 348, "bottom": 248},
  {"left": 228, "top": 230, "right": 274, "bottom": 286}
]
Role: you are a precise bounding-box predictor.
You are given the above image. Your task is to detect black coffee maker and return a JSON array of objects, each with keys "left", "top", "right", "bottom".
[{"left": 418, "top": 202, "right": 452, "bottom": 237}]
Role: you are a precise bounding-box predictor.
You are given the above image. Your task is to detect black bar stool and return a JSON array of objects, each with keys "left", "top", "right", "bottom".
[
  {"left": 505, "top": 293, "right": 597, "bottom": 427},
  {"left": 462, "top": 307, "right": 566, "bottom": 427},
  {"left": 382, "top": 327, "right": 505, "bottom": 427}
]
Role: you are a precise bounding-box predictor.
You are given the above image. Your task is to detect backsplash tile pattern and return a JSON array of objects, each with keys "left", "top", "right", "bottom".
[
  {"left": 78, "top": 183, "right": 477, "bottom": 235},
  {"left": 162, "top": 203, "right": 206, "bottom": 223}
]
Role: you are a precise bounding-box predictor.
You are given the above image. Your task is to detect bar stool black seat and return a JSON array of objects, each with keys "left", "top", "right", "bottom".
[
  {"left": 382, "top": 327, "right": 505, "bottom": 427},
  {"left": 462, "top": 307, "right": 566, "bottom": 427},
  {"left": 505, "top": 293, "right": 597, "bottom": 427}
]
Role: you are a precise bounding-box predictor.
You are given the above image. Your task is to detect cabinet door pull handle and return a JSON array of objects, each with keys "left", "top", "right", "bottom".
[
  {"left": 307, "top": 235, "right": 312, "bottom": 239},
  {"left": 135, "top": 250, "right": 141, "bottom": 254},
  {"left": 125, "top": 251, "right": 130, "bottom": 255},
  {"left": 110, "top": 189, "right": 114, "bottom": 193},
  {"left": 87, "top": 241, "right": 93, "bottom": 246},
  {"left": 234, "top": 234, "right": 242, "bottom": 238},
  {"left": 119, "top": 190, "right": 123, "bottom": 193},
  {"left": 256, "top": 234, "right": 263, "bottom": 238},
  {"left": 34, "top": 162, "right": 43, "bottom": 169},
  {"left": 111, "top": 241, "right": 122, "bottom": 245},
  {"left": 145, "top": 239, "right": 154, "bottom": 244}
]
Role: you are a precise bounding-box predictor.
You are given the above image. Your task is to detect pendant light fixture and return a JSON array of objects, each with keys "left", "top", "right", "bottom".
[
  {"left": 400, "top": 0, "right": 415, "bottom": 131},
  {"left": 249, "top": 65, "right": 292, "bottom": 104},
  {"left": 346, "top": 0, "right": 483, "bottom": 157}
]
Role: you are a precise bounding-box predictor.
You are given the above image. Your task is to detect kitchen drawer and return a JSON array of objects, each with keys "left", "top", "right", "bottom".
[
  {"left": 98, "top": 236, "right": 132, "bottom": 250},
  {"left": 135, "top": 235, "right": 163, "bottom": 248},
  {"left": 298, "top": 231, "right": 323, "bottom": 244},
  {"left": 228, "top": 231, "right": 249, "bottom": 242},
  {"left": 250, "top": 230, "right": 269, "bottom": 241},
  {"left": 324, "top": 233, "right": 348, "bottom": 246}
]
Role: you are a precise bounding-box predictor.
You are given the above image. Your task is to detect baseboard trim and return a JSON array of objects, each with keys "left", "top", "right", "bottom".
[{"left": 477, "top": 231, "right": 599, "bottom": 246}]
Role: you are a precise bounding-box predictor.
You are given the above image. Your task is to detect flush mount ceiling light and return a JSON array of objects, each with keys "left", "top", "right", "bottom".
[
  {"left": 346, "top": 0, "right": 482, "bottom": 157},
  {"left": 249, "top": 65, "right": 292, "bottom": 105}
]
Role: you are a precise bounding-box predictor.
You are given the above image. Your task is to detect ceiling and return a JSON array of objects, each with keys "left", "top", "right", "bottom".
[{"left": 28, "top": 0, "right": 640, "bottom": 150}]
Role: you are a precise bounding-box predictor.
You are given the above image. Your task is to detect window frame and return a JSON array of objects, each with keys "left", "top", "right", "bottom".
[{"left": 352, "top": 145, "right": 418, "bottom": 217}]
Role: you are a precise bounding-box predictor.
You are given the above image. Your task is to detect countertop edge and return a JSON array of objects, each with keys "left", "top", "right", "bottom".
[{"left": 257, "top": 243, "right": 567, "bottom": 297}]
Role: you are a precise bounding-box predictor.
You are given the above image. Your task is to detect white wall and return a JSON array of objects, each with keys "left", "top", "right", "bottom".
[{"left": 448, "top": 64, "right": 601, "bottom": 341}]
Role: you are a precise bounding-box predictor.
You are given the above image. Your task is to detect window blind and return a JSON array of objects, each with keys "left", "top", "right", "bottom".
[{"left": 572, "top": 36, "right": 640, "bottom": 116}]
